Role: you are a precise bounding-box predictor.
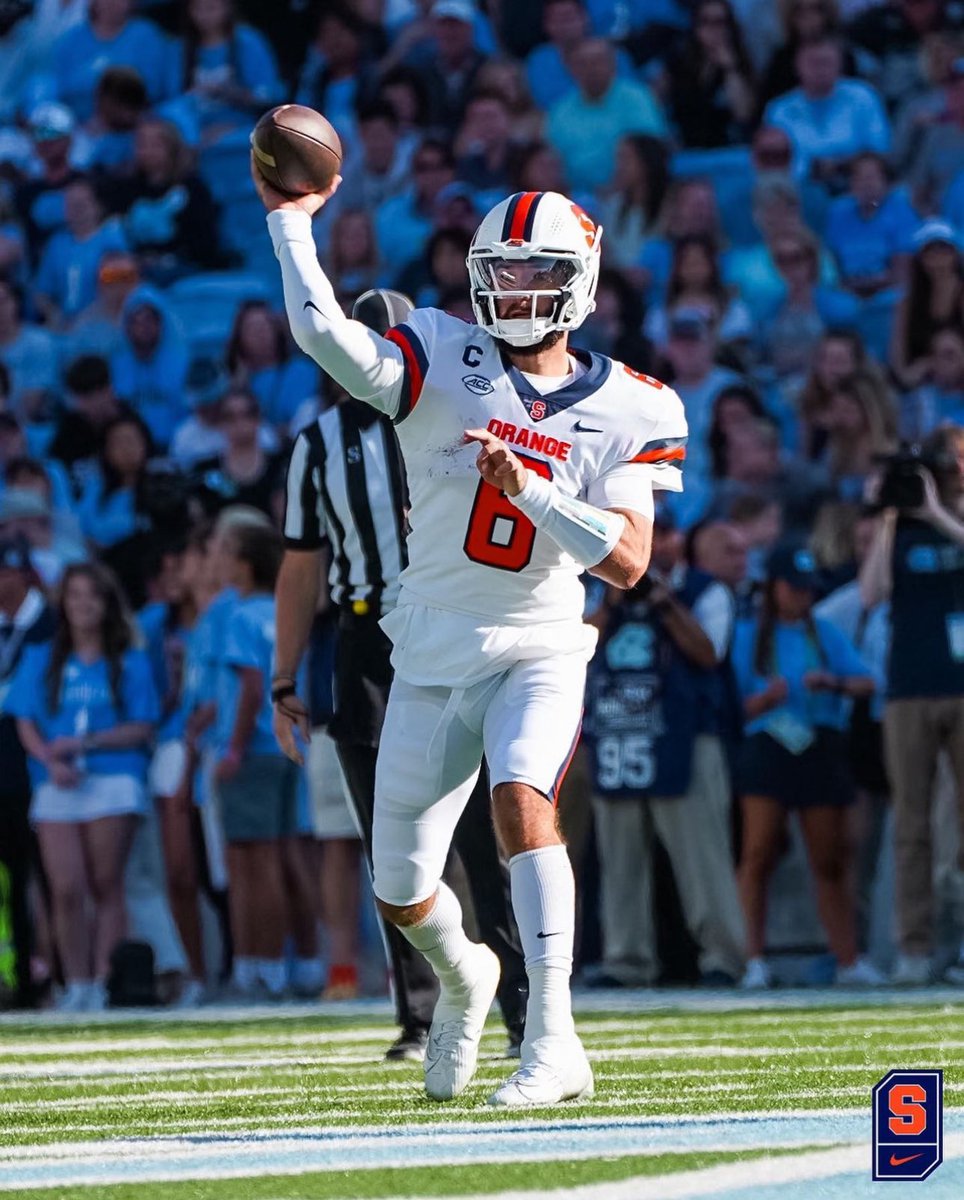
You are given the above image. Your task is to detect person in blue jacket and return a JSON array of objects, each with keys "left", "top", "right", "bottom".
[
  {"left": 731, "top": 542, "right": 879, "bottom": 991},
  {"left": 7, "top": 562, "right": 159, "bottom": 1012},
  {"left": 110, "top": 284, "right": 189, "bottom": 450}
]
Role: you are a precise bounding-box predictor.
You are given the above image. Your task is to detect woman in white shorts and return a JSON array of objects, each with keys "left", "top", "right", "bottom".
[{"left": 7, "top": 564, "right": 161, "bottom": 1011}]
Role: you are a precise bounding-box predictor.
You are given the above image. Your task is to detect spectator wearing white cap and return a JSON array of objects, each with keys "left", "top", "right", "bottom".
[
  {"left": 890, "top": 218, "right": 964, "bottom": 389},
  {"left": 412, "top": 1, "right": 487, "bottom": 135},
  {"left": 0, "top": 485, "right": 85, "bottom": 587},
  {"left": 14, "top": 103, "right": 85, "bottom": 264}
]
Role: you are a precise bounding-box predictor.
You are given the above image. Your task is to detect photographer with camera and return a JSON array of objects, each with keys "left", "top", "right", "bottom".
[
  {"left": 585, "top": 511, "right": 746, "bottom": 988},
  {"left": 860, "top": 424, "right": 964, "bottom": 985}
]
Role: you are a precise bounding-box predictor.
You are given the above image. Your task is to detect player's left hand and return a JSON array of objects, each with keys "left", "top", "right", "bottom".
[{"left": 464, "top": 428, "right": 528, "bottom": 497}]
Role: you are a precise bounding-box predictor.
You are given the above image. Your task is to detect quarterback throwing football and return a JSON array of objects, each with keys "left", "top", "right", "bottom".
[{"left": 256, "top": 161, "right": 688, "bottom": 1107}]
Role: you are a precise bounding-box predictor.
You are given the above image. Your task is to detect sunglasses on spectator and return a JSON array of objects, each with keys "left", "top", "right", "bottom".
[{"left": 221, "top": 407, "right": 258, "bottom": 422}]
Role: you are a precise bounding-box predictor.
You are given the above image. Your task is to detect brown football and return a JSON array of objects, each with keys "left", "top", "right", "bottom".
[{"left": 250, "top": 105, "right": 343, "bottom": 197}]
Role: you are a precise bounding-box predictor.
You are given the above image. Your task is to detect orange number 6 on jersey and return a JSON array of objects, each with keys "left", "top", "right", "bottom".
[
  {"left": 888, "top": 1084, "right": 928, "bottom": 1136},
  {"left": 464, "top": 454, "right": 553, "bottom": 571}
]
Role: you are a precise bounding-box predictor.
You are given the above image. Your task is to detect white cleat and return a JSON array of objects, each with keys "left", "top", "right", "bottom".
[
  {"left": 488, "top": 1038, "right": 594, "bottom": 1108},
  {"left": 424, "top": 943, "right": 500, "bottom": 1101}
]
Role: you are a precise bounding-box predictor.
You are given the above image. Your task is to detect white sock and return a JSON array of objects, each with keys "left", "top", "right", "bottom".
[
  {"left": 397, "top": 881, "right": 475, "bottom": 995},
  {"left": 258, "top": 958, "right": 287, "bottom": 995},
  {"left": 232, "top": 956, "right": 258, "bottom": 992},
  {"left": 509, "top": 845, "right": 576, "bottom": 1044}
]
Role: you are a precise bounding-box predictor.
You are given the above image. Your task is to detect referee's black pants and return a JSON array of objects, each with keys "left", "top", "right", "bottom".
[{"left": 331, "top": 611, "right": 528, "bottom": 1037}]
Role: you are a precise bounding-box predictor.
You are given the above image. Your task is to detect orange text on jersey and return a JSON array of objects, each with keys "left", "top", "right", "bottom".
[{"left": 487, "top": 418, "right": 572, "bottom": 462}]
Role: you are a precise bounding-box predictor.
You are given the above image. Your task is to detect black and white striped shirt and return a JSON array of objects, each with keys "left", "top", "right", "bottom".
[{"left": 284, "top": 401, "right": 408, "bottom": 613}]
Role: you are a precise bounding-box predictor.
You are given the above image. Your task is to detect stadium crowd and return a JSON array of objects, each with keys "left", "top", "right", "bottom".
[{"left": 2, "top": 0, "right": 964, "bottom": 1010}]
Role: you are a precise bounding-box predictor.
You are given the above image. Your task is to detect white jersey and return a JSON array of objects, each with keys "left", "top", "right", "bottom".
[
  {"left": 384, "top": 307, "right": 687, "bottom": 626},
  {"left": 268, "top": 209, "right": 688, "bottom": 685}
]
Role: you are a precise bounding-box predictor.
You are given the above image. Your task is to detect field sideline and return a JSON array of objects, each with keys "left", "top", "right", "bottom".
[{"left": 2, "top": 990, "right": 964, "bottom": 1199}]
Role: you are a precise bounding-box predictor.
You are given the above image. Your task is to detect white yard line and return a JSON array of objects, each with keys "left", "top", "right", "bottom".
[
  {"left": 4, "top": 1035, "right": 962, "bottom": 1081},
  {"left": 0, "top": 1090, "right": 925, "bottom": 1137},
  {"left": 0, "top": 1060, "right": 927, "bottom": 1113},
  {"left": 402, "top": 1135, "right": 964, "bottom": 1200},
  {"left": 2, "top": 987, "right": 964, "bottom": 1029},
  {"left": 3, "top": 1016, "right": 960, "bottom": 1060}
]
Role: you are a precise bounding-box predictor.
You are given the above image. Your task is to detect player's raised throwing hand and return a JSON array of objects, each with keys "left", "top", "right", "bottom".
[
  {"left": 250, "top": 153, "right": 341, "bottom": 217},
  {"left": 464, "top": 428, "right": 529, "bottom": 497}
]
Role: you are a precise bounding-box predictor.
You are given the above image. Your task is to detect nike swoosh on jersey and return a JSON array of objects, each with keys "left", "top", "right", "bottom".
[
  {"left": 536, "top": 931, "right": 563, "bottom": 939},
  {"left": 304, "top": 300, "right": 322, "bottom": 314},
  {"left": 889, "top": 1154, "right": 923, "bottom": 1167},
  {"left": 571, "top": 420, "right": 603, "bottom": 433}
]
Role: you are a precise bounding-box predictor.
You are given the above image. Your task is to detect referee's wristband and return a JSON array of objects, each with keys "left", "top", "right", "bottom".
[{"left": 271, "top": 682, "right": 298, "bottom": 705}]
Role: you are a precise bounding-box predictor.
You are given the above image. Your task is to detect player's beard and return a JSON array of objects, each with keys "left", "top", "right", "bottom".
[{"left": 494, "top": 329, "right": 566, "bottom": 358}]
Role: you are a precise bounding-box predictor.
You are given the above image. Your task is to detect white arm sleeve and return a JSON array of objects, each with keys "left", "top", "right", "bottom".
[
  {"left": 509, "top": 474, "right": 626, "bottom": 568},
  {"left": 585, "top": 463, "right": 656, "bottom": 521},
  {"left": 267, "top": 210, "right": 405, "bottom": 417}
]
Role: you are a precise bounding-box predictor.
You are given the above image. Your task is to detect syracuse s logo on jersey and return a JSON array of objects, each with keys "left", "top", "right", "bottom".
[
  {"left": 462, "top": 374, "right": 494, "bottom": 396},
  {"left": 530, "top": 399, "right": 548, "bottom": 421}
]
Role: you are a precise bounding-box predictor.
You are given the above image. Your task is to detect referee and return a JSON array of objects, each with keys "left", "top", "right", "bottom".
[{"left": 273, "top": 289, "right": 527, "bottom": 1061}]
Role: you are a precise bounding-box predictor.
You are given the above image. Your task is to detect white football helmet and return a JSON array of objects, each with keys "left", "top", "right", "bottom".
[{"left": 467, "top": 191, "right": 603, "bottom": 347}]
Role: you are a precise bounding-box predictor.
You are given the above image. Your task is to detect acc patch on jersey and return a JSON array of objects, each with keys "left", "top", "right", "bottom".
[
  {"left": 462, "top": 374, "right": 494, "bottom": 396},
  {"left": 872, "top": 1069, "right": 943, "bottom": 1180}
]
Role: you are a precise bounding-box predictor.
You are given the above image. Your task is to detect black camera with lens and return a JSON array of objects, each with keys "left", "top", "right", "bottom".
[{"left": 877, "top": 443, "right": 954, "bottom": 512}]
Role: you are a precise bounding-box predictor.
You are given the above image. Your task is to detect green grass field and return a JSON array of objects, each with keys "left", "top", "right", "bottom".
[{"left": 2, "top": 994, "right": 963, "bottom": 1198}]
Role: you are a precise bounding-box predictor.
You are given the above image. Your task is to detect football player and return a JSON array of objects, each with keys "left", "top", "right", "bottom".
[{"left": 256, "top": 162, "right": 688, "bottom": 1107}]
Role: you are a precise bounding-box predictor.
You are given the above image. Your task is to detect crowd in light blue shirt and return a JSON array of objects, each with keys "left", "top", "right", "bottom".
[
  {"left": 731, "top": 616, "right": 871, "bottom": 737},
  {"left": 6, "top": 642, "right": 160, "bottom": 784},
  {"left": 213, "top": 592, "right": 280, "bottom": 759}
]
